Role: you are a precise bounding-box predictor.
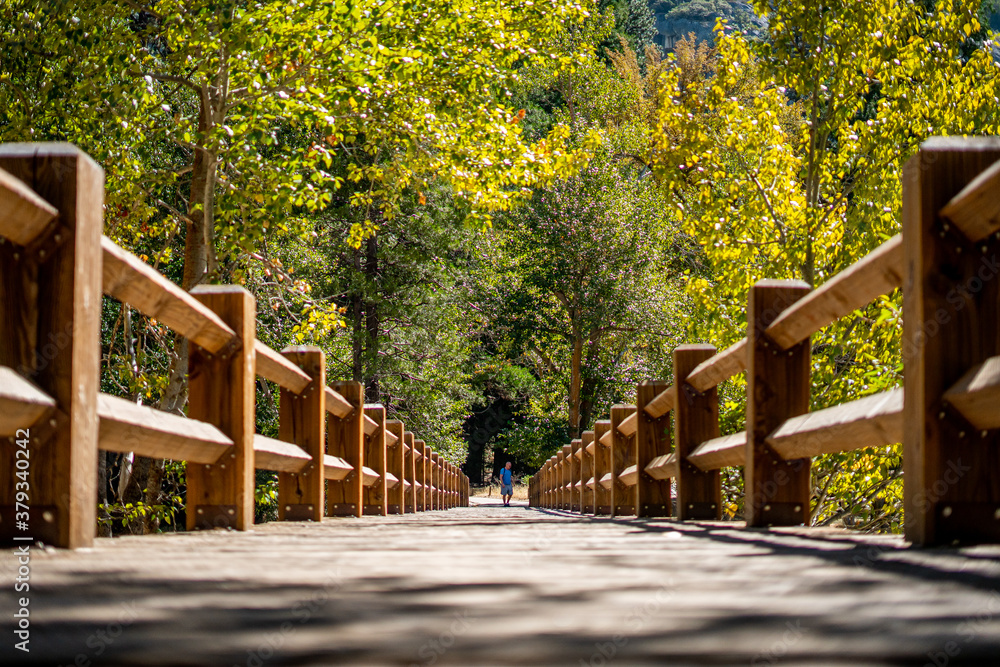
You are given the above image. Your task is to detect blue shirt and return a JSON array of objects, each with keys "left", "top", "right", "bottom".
[{"left": 500, "top": 468, "right": 512, "bottom": 485}]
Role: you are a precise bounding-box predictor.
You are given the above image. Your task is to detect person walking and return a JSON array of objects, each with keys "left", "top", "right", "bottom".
[{"left": 500, "top": 462, "right": 513, "bottom": 507}]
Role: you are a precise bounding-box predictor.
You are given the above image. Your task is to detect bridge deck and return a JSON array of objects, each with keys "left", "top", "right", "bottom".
[{"left": 4, "top": 500, "right": 1000, "bottom": 665}]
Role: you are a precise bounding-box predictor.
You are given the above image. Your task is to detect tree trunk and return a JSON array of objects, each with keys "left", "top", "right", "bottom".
[
  {"left": 351, "top": 246, "right": 364, "bottom": 383},
  {"left": 568, "top": 325, "right": 583, "bottom": 439},
  {"left": 364, "top": 233, "right": 380, "bottom": 402}
]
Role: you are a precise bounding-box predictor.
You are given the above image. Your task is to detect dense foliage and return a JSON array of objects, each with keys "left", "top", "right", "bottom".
[{"left": 2, "top": 0, "right": 999, "bottom": 533}]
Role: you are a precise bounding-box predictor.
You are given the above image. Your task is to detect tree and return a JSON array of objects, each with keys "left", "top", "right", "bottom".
[
  {"left": 481, "top": 155, "right": 681, "bottom": 438},
  {"left": 612, "top": 1, "right": 1000, "bottom": 529}
]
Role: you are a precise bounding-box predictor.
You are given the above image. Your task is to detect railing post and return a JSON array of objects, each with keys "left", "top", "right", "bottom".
[
  {"left": 560, "top": 445, "right": 571, "bottom": 510},
  {"left": 636, "top": 382, "right": 672, "bottom": 517},
  {"left": 326, "top": 381, "right": 364, "bottom": 517},
  {"left": 187, "top": 286, "right": 256, "bottom": 531},
  {"left": 424, "top": 447, "right": 440, "bottom": 511},
  {"left": 674, "top": 345, "right": 722, "bottom": 520},
  {"left": 581, "top": 431, "right": 595, "bottom": 514},
  {"left": 746, "top": 280, "right": 812, "bottom": 527},
  {"left": 570, "top": 438, "right": 582, "bottom": 512},
  {"left": 610, "top": 405, "right": 636, "bottom": 516},
  {"left": 277, "top": 346, "right": 325, "bottom": 522},
  {"left": 449, "top": 462, "right": 456, "bottom": 508},
  {"left": 594, "top": 421, "right": 612, "bottom": 515},
  {"left": 554, "top": 450, "right": 565, "bottom": 510},
  {"left": 386, "top": 420, "right": 404, "bottom": 514},
  {"left": 362, "top": 405, "right": 387, "bottom": 516},
  {"left": 0, "top": 144, "right": 103, "bottom": 549},
  {"left": 414, "top": 438, "right": 427, "bottom": 511},
  {"left": 903, "top": 139, "right": 1000, "bottom": 545}
]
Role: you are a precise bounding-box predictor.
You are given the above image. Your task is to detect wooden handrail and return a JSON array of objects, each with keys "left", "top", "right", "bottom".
[
  {"left": 363, "top": 413, "right": 379, "bottom": 436},
  {"left": 102, "top": 237, "right": 236, "bottom": 354},
  {"left": 618, "top": 465, "right": 638, "bottom": 487},
  {"left": 386, "top": 430, "right": 399, "bottom": 446},
  {"left": 764, "top": 235, "right": 903, "bottom": 350},
  {"left": 599, "top": 429, "right": 612, "bottom": 447},
  {"left": 766, "top": 389, "right": 903, "bottom": 460},
  {"left": 385, "top": 472, "right": 400, "bottom": 489},
  {"left": 644, "top": 453, "right": 678, "bottom": 481},
  {"left": 324, "top": 386, "right": 353, "bottom": 418},
  {"left": 687, "top": 338, "right": 747, "bottom": 393},
  {"left": 940, "top": 158, "right": 1000, "bottom": 242},
  {"left": 688, "top": 432, "right": 746, "bottom": 471},
  {"left": 599, "top": 473, "right": 613, "bottom": 490},
  {"left": 97, "top": 393, "right": 232, "bottom": 465},
  {"left": 0, "top": 366, "right": 56, "bottom": 437},
  {"left": 361, "top": 466, "right": 380, "bottom": 486},
  {"left": 253, "top": 434, "right": 312, "bottom": 473},
  {"left": 255, "top": 341, "right": 311, "bottom": 393},
  {"left": 323, "top": 454, "right": 353, "bottom": 481},
  {"left": 616, "top": 410, "right": 638, "bottom": 437},
  {"left": 643, "top": 385, "right": 677, "bottom": 419},
  {"left": 943, "top": 356, "right": 1000, "bottom": 431},
  {"left": 0, "top": 165, "right": 58, "bottom": 245}
]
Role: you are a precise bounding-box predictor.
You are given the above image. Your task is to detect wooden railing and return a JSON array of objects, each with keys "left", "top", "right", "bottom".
[
  {"left": 529, "top": 137, "right": 1000, "bottom": 547},
  {"left": 0, "top": 144, "right": 469, "bottom": 549}
]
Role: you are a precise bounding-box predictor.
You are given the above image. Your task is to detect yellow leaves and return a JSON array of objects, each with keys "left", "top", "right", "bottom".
[{"left": 418, "top": 192, "right": 427, "bottom": 205}]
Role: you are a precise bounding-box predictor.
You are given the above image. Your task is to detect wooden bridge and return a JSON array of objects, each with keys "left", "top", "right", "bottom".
[
  {"left": 2, "top": 140, "right": 1000, "bottom": 664},
  {"left": 4, "top": 501, "right": 1000, "bottom": 664}
]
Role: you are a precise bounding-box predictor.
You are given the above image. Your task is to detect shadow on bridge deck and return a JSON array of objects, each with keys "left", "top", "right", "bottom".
[{"left": 3, "top": 505, "right": 1000, "bottom": 665}]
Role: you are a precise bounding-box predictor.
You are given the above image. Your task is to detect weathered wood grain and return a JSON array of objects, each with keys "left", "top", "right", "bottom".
[
  {"left": 943, "top": 356, "right": 1000, "bottom": 431},
  {"left": 688, "top": 432, "right": 747, "bottom": 471},
  {"left": 903, "top": 139, "right": 1000, "bottom": 546},
  {"left": 98, "top": 393, "right": 231, "bottom": 465},
  {"left": 254, "top": 435, "right": 312, "bottom": 473},
  {"left": 277, "top": 347, "right": 325, "bottom": 522},
  {"left": 746, "top": 280, "right": 812, "bottom": 528},
  {"left": 636, "top": 381, "right": 671, "bottom": 516},
  {"left": 765, "top": 236, "right": 904, "bottom": 350},
  {"left": 0, "top": 164, "right": 58, "bottom": 244},
  {"left": 644, "top": 453, "right": 678, "bottom": 481},
  {"left": 0, "top": 366, "right": 55, "bottom": 437},
  {"left": 255, "top": 340, "right": 310, "bottom": 393},
  {"left": 326, "top": 381, "right": 364, "bottom": 517},
  {"left": 767, "top": 388, "right": 903, "bottom": 460},
  {"left": 0, "top": 144, "right": 103, "bottom": 549},
  {"left": 643, "top": 384, "right": 677, "bottom": 419},
  {"left": 674, "top": 344, "right": 722, "bottom": 520},
  {"left": 324, "top": 386, "right": 353, "bottom": 419},
  {"left": 102, "top": 237, "right": 237, "bottom": 354},
  {"left": 687, "top": 338, "right": 748, "bottom": 393},
  {"left": 186, "top": 286, "right": 256, "bottom": 532},
  {"left": 940, "top": 156, "right": 1000, "bottom": 242}
]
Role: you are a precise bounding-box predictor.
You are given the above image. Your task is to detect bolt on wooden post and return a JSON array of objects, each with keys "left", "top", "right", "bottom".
[
  {"left": 386, "top": 420, "right": 405, "bottom": 514},
  {"left": 636, "top": 381, "right": 672, "bottom": 517},
  {"left": 903, "top": 138, "right": 1000, "bottom": 546},
  {"left": 0, "top": 145, "right": 103, "bottom": 549},
  {"left": 593, "top": 421, "right": 612, "bottom": 515},
  {"left": 610, "top": 405, "right": 637, "bottom": 516},
  {"left": 326, "top": 381, "right": 364, "bottom": 517},
  {"left": 277, "top": 347, "right": 326, "bottom": 522},
  {"left": 745, "top": 280, "right": 812, "bottom": 527},
  {"left": 186, "top": 286, "right": 256, "bottom": 531},
  {"left": 362, "top": 405, "right": 387, "bottom": 516},
  {"left": 674, "top": 345, "right": 722, "bottom": 520}
]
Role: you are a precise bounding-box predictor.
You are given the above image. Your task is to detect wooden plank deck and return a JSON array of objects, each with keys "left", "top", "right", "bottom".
[{"left": 4, "top": 500, "right": 1000, "bottom": 665}]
